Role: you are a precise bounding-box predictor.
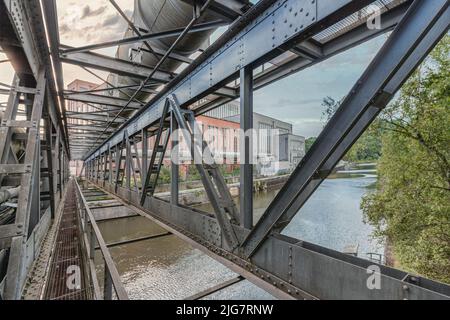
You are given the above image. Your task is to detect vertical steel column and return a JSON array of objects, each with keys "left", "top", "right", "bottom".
[
  {"left": 44, "top": 115, "right": 56, "bottom": 219},
  {"left": 141, "top": 129, "right": 148, "bottom": 180},
  {"left": 54, "top": 127, "right": 61, "bottom": 205},
  {"left": 114, "top": 133, "right": 126, "bottom": 192},
  {"left": 240, "top": 0, "right": 450, "bottom": 258},
  {"left": 109, "top": 146, "right": 114, "bottom": 184},
  {"left": 125, "top": 136, "right": 131, "bottom": 190},
  {"left": 60, "top": 145, "right": 65, "bottom": 190},
  {"left": 239, "top": 66, "right": 253, "bottom": 229},
  {"left": 171, "top": 113, "right": 179, "bottom": 205},
  {"left": 3, "top": 70, "right": 46, "bottom": 299},
  {"left": 103, "top": 263, "right": 113, "bottom": 300},
  {"left": 0, "top": 75, "right": 20, "bottom": 184},
  {"left": 105, "top": 147, "right": 111, "bottom": 185}
]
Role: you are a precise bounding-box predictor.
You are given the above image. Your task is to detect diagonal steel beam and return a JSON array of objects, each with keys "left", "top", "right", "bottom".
[
  {"left": 240, "top": 0, "right": 450, "bottom": 258},
  {"left": 169, "top": 95, "right": 240, "bottom": 250},
  {"left": 60, "top": 49, "right": 175, "bottom": 83},
  {"left": 85, "top": 0, "right": 377, "bottom": 162}
]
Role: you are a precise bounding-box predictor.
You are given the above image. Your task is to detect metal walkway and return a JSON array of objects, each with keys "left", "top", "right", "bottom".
[{"left": 43, "top": 181, "right": 91, "bottom": 300}]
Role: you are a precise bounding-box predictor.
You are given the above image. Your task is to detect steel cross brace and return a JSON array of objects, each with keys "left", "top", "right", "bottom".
[
  {"left": 3, "top": 70, "right": 47, "bottom": 299},
  {"left": 168, "top": 95, "right": 241, "bottom": 250},
  {"left": 240, "top": 0, "right": 450, "bottom": 258},
  {"left": 140, "top": 99, "right": 172, "bottom": 204}
]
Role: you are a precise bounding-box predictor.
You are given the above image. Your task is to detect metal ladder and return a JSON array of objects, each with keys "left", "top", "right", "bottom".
[
  {"left": 125, "top": 132, "right": 143, "bottom": 192},
  {"left": 140, "top": 100, "right": 171, "bottom": 205},
  {"left": 168, "top": 95, "right": 240, "bottom": 250},
  {"left": 114, "top": 131, "right": 126, "bottom": 192}
]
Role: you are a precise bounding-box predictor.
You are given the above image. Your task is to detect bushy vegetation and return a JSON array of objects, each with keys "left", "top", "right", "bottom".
[{"left": 362, "top": 36, "right": 450, "bottom": 284}]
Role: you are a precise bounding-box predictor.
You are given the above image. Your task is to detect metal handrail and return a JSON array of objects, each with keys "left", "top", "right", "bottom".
[{"left": 73, "top": 178, "right": 128, "bottom": 300}]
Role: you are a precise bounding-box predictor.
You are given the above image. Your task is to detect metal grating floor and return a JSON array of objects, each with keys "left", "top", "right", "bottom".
[{"left": 43, "top": 181, "right": 91, "bottom": 300}]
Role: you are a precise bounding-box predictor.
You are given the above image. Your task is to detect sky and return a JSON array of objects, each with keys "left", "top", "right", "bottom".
[{"left": 0, "top": 0, "right": 388, "bottom": 138}]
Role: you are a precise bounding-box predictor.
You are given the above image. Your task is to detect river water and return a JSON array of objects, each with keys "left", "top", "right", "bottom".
[{"left": 96, "top": 167, "right": 382, "bottom": 299}]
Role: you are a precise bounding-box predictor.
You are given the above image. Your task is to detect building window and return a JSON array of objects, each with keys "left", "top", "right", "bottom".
[{"left": 258, "top": 122, "right": 272, "bottom": 155}]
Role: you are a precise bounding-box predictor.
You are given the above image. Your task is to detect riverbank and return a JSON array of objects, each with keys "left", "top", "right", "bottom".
[
  {"left": 155, "top": 174, "right": 290, "bottom": 206},
  {"left": 154, "top": 162, "right": 378, "bottom": 206}
]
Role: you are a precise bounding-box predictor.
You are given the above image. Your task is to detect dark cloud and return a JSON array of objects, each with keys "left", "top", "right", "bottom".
[
  {"left": 80, "top": 5, "right": 107, "bottom": 19},
  {"left": 59, "top": 23, "right": 70, "bottom": 35},
  {"left": 102, "top": 14, "right": 121, "bottom": 27}
]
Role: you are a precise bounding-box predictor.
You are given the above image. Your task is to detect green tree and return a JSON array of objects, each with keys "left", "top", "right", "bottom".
[
  {"left": 305, "top": 137, "right": 317, "bottom": 153},
  {"left": 361, "top": 35, "right": 450, "bottom": 283},
  {"left": 321, "top": 97, "right": 382, "bottom": 162}
]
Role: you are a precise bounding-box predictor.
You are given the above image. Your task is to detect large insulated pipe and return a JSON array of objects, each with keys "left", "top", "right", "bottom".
[
  {"left": 0, "top": 186, "right": 20, "bottom": 205},
  {"left": 114, "top": 0, "right": 222, "bottom": 100}
]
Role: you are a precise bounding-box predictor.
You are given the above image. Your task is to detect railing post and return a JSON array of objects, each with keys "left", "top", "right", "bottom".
[
  {"left": 171, "top": 112, "right": 179, "bottom": 205},
  {"left": 103, "top": 262, "right": 113, "bottom": 300},
  {"left": 239, "top": 65, "right": 254, "bottom": 229},
  {"left": 141, "top": 129, "right": 148, "bottom": 182},
  {"left": 89, "top": 223, "right": 95, "bottom": 260}
]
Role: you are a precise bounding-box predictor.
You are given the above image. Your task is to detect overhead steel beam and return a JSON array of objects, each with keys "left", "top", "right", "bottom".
[
  {"left": 60, "top": 50, "right": 175, "bottom": 83},
  {"left": 65, "top": 84, "right": 157, "bottom": 96},
  {"left": 181, "top": 0, "right": 251, "bottom": 21},
  {"left": 132, "top": 47, "right": 194, "bottom": 65},
  {"left": 291, "top": 39, "right": 324, "bottom": 60},
  {"left": 67, "top": 133, "right": 107, "bottom": 139},
  {"left": 67, "top": 125, "right": 115, "bottom": 133},
  {"left": 66, "top": 113, "right": 126, "bottom": 124},
  {"left": 253, "top": 0, "right": 411, "bottom": 90},
  {"left": 64, "top": 93, "right": 142, "bottom": 109},
  {"left": 60, "top": 20, "right": 228, "bottom": 55},
  {"left": 240, "top": 0, "right": 450, "bottom": 258},
  {"left": 85, "top": 0, "right": 376, "bottom": 161},
  {"left": 214, "top": 86, "right": 238, "bottom": 98}
]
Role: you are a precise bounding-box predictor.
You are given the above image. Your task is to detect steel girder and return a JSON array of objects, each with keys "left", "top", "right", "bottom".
[
  {"left": 69, "top": 1, "right": 410, "bottom": 161},
  {"left": 91, "top": 182, "right": 450, "bottom": 300},
  {"left": 83, "top": 0, "right": 450, "bottom": 300},
  {"left": 85, "top": 0, "right": 394, "bottom": 161},
  {"left": 60, "top": 20, "right": 229, "bottom": 55},
  {"left": 64, "top": 93, "right": 143, "bottom": 110},
  {"left": 60, "top": 50, "right": 175, "bottom": 84},
  {"left": 240, "top": 0, "right": 450, "bottom": 257},
  {"left": 0, "top": 0, "right": 71, "bottom": 300}
]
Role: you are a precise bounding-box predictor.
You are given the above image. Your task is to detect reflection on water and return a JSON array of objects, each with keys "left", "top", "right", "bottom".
[
  {"left": 96, "top": 169, "right": 381, "bottom": 299},
  {"left": 283, "top": 175, "right": 383, "bottom": 256}
]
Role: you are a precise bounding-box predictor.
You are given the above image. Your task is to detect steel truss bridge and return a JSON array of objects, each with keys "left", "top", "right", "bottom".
[{"left": 0, "top": 0, "right": 449, "bottom": 300}]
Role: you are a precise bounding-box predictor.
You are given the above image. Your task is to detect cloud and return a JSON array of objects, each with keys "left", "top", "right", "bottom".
[
  {"left": 102, "top": 14, "right": 121, "bottom": 27},
  {"left": 57, "top": 0, "right": 133, "bottom": 47},
  {"left": 80, "top": 5, "right": 107, "bottom": 19}
]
